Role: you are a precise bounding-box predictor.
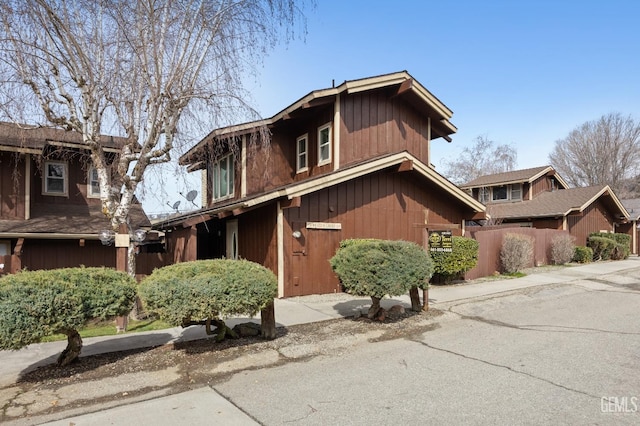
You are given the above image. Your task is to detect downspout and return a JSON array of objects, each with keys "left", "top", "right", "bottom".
[
  {"left": 277, "top": 201, "right": 284, "bottom": 298},
  {"left": 562, "top": 216, "right": 568, "bottom": 231}
]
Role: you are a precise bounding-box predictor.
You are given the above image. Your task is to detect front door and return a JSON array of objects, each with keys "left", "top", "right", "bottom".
[{"left": 226, "top": 220, "right": 238, "bottom": 260}]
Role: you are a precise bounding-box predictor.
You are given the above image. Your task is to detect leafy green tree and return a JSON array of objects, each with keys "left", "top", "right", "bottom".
[
  {"left": 330, "top": 239, "right": 434, "bottom": 318},
  {"left": 0, "top": 268, "right": 136, "bottom": 366},
  {"left": 139, "top": 259, "right": 278, "bottom": 341},
  {"left": 430, "top": 236, "right": 479, "bottom": 283}
]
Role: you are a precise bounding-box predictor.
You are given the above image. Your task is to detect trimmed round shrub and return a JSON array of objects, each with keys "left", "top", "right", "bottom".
[
  {"left": 500, "top": 233, "right": 534, "bottom": 273},
  {"left": 330, "top": 239, "right": 434, "bottom": 298},
  {"left": 573, "top": 246, "right": 593, "bottom": 263},
  {"left": 587, "top": 236, "right": 616, "bottom": 261},
  {"left": 550, "top": 234, "right": 576, "bottom": 265},
  {"left": 430, "top": 236, "right": 479, "bottom": 283},
  {"left": 139, "top": 259, "right": 277, "bottom": 327},
  {"left": 0, "top": 267, "right": 136, "bottom": 364}
]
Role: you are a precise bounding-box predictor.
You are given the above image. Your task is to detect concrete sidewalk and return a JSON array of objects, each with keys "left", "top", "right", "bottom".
[{"left": 2, "top": 257, "right": 639, "bottom": 425}]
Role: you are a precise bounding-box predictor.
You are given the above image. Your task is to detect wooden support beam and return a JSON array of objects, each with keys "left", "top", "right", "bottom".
[
  {"left": 281, "top": 196, "right": 302, "bottom": 209},
  {"left": 393, "top": 78, "right": 414, "bottom": 97},
  {"left": 217, "top": 210, "right": 233, "bottom": 219},
  {"left": 469, "top": 211, "right": 487, "bottom": 220},
  {"left": 183, "top": 214, "right": 212, "bottom": 228},
  {"left": 14, "top": 238, "right": 24, "bottom": 255},
  {"left": 395, "top": 160, "right": 413, "bottom": 172}
]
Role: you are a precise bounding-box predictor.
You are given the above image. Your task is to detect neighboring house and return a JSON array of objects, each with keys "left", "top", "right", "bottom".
[
  {"left": 157, "top": 71, "right": 486, "bottom": 297},
  {"left": 620, "top": 198, "right": 640, "bottom": 255},
  {"left": 0, "top": 122, "right": 151, "bottom": 274},
  {"left": 461, "top": 166, "right": 631, "bottom": 247}
]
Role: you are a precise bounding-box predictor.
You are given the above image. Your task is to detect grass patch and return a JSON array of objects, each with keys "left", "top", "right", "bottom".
[
  {"left": 502, "top": 271, "right": 527, "bottom": 278},
  {"left": 40, "top": 318, "right": 173, "bottom": 342}
]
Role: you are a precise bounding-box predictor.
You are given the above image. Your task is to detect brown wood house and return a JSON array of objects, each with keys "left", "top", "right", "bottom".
[
  {"left": 157, "top": 71, "right": 486, "bottom": 297},
  {"left": 0, "top": 122, "right": 151, "bottom": 275},
  {"left": 461, "top": 166, "right": 631, "bottom": 247}
]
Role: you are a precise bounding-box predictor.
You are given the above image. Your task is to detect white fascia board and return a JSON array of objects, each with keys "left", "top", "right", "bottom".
[
  {"left": 579, "top": 186, "right": 630, "bottom": 218},
  {"left": 0, "top": 232, "right": 103, "bottom": 240}
]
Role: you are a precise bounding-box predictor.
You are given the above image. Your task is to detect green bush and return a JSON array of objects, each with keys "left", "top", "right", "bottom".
[
  {"left": 330, "top": 239, "right": 433, "bottom": 299},
  {"left": 139, "top": 259, "right": 277, "bottom": 328},
  {"left": 430, "top": 236, "right": 478, "bottom": 283},
  {"left": 0, "top": 267, "right": 136, "bottom": 364},
  {"left": 587, "top": 236, "right": 617, "bottom": 261},
  {"left": 550, "top": 234, "right": 575, "bottom": 265},
  {"left": 573, "top": 246, "right": 593, "bottom": 263},
  {"left": 500, "top": 233, "right": 534, "bottom": 273},
  {"left": 587, "top": 232, "right": 631, "bottom": 260}
]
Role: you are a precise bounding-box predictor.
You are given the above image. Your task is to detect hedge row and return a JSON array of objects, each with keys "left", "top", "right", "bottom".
[{"left": 587, "top": 232, "right": 630, "bottom": 261}]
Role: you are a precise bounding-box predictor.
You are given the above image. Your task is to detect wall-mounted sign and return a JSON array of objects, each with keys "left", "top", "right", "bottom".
[
  {"left": 428, "top": 230, "right": 453, "bottom": 252},
  {"left": 306, "top": 222, "right": 342, "bottom": 230}
]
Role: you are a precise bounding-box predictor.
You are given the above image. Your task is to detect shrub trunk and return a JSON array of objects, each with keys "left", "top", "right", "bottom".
[
  {"left": 409, "top": 286, "right": 421, "bottom": 312},
  {"left": 422, "top": 288, "right": 429, "bottom": 311},
  {"left": 260, "top": 301, "right": 276, "bottom": 340},
  {"left": 368, "top": 296, "right": 381, "bottom": 319},
  {"left": 57, "top": 329, "right": 82, "bottom": 366}
]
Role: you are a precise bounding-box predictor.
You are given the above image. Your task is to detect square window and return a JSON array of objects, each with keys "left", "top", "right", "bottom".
[
  {"left": 296, "top": 134, "right": 308, "bottom": 172},
  {"left": 44, "top": 161, "right": 67, "bottom": 195},
  {"left": 479, "top": 187, "right": 490, "bottom": 203},
  {"left": 318, "top": 123, "right": 331, "bottom": 165},
  {"left": 492, "top": 185, "right": 507, "bottom": 201}
]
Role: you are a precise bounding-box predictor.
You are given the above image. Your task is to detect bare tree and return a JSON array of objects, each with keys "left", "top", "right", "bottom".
[
  {"left": 0, "top": 0, "right": 307, "bottom": 275},
  {"left": 549, "top": 113, "right": 640, "bottom": 197},
  {"left": 441, "top": 136, "right": 518, "bottom": 184}
]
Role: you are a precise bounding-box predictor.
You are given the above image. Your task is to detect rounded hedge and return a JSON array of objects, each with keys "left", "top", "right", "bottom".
[
  {"left": 330, "top": 239, "right": 433, "bottom": 298},
  {"left": 0, "top": 267, "right": 136, "bottom": 350},
  {"left": 138, "top": 259, "right": 277, "bottom": 326}
]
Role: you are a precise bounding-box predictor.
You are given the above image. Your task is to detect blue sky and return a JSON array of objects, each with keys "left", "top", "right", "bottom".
[{"left": 143, "top": 0, "right": 640, "bottom": 215}]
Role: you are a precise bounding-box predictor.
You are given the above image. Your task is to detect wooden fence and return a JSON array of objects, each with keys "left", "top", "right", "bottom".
[{"left": 464, "top": 226, "right": 572, "bottom": 280}]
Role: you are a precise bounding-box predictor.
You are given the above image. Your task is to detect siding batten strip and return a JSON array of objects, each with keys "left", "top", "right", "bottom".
[
  {"left": 333, "top": 94, "right": 340, "bottom": 171},
  {"left": 25, "top": 155, "right": 31, "bottom": 220},
  {"left": 241, "top": 135, "right": 247, "bottom": 197},
  {"left": 277, "top": 201, "right": 284, "bottom": 298}
]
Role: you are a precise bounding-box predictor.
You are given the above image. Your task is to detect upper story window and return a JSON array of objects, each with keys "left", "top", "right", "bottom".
[
  {"left": 510, "top": 183, "right": 522, "bottom": 200},
  {"left": 318, "top": 122, "right": 332, "bottom": 166},
  {"left": 490, "top": 183, "right": 522, "bottom": 202},
  {"left": 43, "top": 161, "right": 68, "bottom": 196},
  {"left": 479, "top": 187, "right": 490, "bottom": 203},
  {"left": 296, "top": 134, "right": 308, "bottom": 173},
  {"left": 88, "top": 166, "right": 100, "bottom": 198},
  {"left": 212, "top": 154, "right": 234, "bottom": 201},
  {"left": 492, "top": 185, "right": 508, "bottom": 201}
]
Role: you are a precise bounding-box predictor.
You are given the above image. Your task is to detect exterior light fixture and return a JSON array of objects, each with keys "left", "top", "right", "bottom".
[
  {"left": 99, "top": 229, "right": 115, "bottom": 246},
  {"left": 133, "top": 229, "right": 147, "bottom": 243},
  {"left": 292, "top": 230, "right": 302, "bottom": 239}
]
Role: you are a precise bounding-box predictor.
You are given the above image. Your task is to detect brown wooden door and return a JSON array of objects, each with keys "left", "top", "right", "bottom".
[{"left": 289, "top": 227, "right": 342, "bottom": 296}]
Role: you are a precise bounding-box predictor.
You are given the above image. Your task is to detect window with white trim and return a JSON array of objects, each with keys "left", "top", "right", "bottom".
[
  {"left": 510, "top": 183, "right": 522, "bottom": 200},
  {"left": 212, "top": 154, "right": 234, "bottom": 200},
  {"left": 492, "top": 185, "right": 508, "bottom": 201},
  {"left": 88, "top": 166, "right": 100, "bottom": 198},
  {"left": 318, "top": 123, "right": 332, "bottom": 165},
  {"left": 296, "top": 134, "right": 308, "bottom": 172},
  {"left": 43, "top": 161, "right": 68, "bottom": 195},
  {"left": 479, "top": 187, "right": 490, "bottom": 203}
]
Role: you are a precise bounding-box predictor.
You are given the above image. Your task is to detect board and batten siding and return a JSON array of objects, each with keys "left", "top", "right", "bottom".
[
  {"left": 282, "top": 169, "right": 468, "bottom": 296},
  {"left": 237, "top": 204, "right": 278, "bottom": 275},
  {"left": 567, "top": 200, "right": 614, "bottom": 245},
  {"left": 339, "top": 89, "right": 431, "bottom": 168}
]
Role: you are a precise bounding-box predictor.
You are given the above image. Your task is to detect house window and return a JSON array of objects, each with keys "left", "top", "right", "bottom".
[
  {"left": 43, "top": 161, "right": 67, "bottom": 195},
  {"left": 510, "top": 183, "right": 522, "bottom": 200},
  {"left": 492, "top": 185, "right": 508, "bottom": 201},
  {"left": 212, "top": 154, "right": 234, "bottom": 200},
  {"left": 88, "top": 166, "right": 100, "bottom": 198},
  {"left": 479, "top": 187, "right": 490, "bottom": 203},
  {"left": 0, "top": 240, "right": 10, "bottom": 256},
  {"left": 296, "top": 134, "right": 308, "bottom": 172},
  {"left": 318, "top": 123, "right": 332, "bottom": 165}
]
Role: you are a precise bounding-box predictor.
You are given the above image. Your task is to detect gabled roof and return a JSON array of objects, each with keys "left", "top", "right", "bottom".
[
  {"left": 181, "top": 71, "right": 457, "bottom": 165},
  {"left": 0, "top": 203, "right": 150, "bottom": 239},
  {"left": 157, "top": 151, "right": 485, "bottom": 229},
  {"left": 0, "top": 121, "right": 125, "bottom": 154},
  {"left": 621, "top": 198, "right": 640, "bottom": 221},
  {"left": 461, "top": 166, "right": 569, "bottom": 189},
  {"left": 487, "top": 185, "right": 629, "bottom": 220}
]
